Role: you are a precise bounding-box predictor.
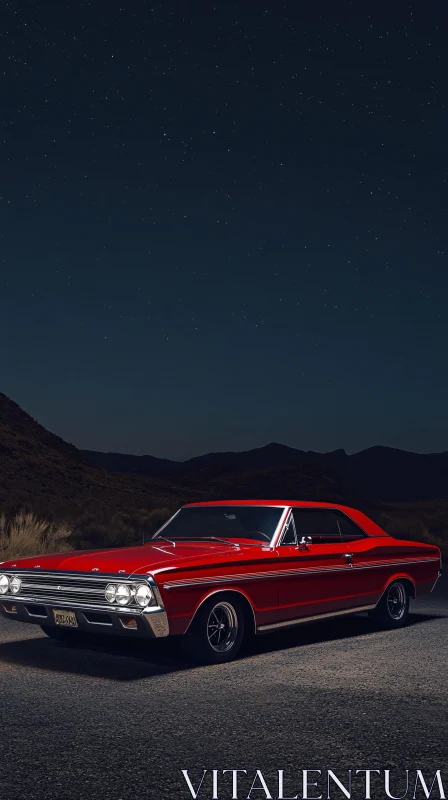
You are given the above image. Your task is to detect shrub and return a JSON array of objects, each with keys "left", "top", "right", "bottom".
[
  {"left": 69, "top": 506, "right": 173, "bottom": 550},
  {"left": 378, "top": 510, "right": 448, "bottom": 556},
  {"left": 0, "top": 510, "right": 71, "bottom": 560}
]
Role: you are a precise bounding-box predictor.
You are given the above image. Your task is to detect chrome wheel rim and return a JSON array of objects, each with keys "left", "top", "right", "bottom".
[
  {"left": 387, "top": 583, "right": 406, "bottom": 620},
  {"left": 206, "top": 602, "right": 239, "bottom": 653}
]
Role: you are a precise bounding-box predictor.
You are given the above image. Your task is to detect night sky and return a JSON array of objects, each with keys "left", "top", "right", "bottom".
[{"left": 1, "top": 0, "right": 447, "bottom": 459}]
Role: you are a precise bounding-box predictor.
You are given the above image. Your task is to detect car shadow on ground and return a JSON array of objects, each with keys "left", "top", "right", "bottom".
[
  {"left": 244, "top": 610, "right": 442, "bottom": 657},
  {"left": 0, "top": 610, "right": 442, "bottom": 682}
]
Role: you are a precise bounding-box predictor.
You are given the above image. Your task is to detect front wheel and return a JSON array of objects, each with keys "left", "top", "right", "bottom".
[
  {"left": 369, "top": 580, "right": 410, "bottom": 629},
  {"left": 181, "top": 595, "right": 245, "bottom": 665}
]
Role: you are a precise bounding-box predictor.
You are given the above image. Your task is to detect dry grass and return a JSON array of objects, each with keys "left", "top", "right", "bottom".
[
  {"left": 0, "top": 510, "right": 71, "bottom": 561},
  {"left": 376, "top": 508, "right": 447, "bottom": 556}
]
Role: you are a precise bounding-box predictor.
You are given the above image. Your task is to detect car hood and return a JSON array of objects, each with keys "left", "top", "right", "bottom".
[{"left": 0, "top": 540, "right": 267, "bottom": 577}]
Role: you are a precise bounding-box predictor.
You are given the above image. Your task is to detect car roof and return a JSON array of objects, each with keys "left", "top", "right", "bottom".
[
  {"left": 182, "top": 500, "right": 387, "bottom": 537},
  {"left": 185, "top": 499, "right": 352, "bottom": 509}
]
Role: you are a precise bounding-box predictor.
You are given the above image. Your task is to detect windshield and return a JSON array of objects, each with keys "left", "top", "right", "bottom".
[{"left": 152, "top": 506, "right": 285, "bottom": 544}]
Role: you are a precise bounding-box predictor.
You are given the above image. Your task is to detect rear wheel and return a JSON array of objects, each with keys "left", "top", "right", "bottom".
[
  {"left": 181, "top": 595, "right": 245, "bottom": 665},
  {"left": 369, "top": 580, "right": 410, "bottom": 629}
]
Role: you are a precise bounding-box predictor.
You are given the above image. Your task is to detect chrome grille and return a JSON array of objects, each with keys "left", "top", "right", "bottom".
[{"left": 1, "top": 570, "right": 139, "bottom": 609}]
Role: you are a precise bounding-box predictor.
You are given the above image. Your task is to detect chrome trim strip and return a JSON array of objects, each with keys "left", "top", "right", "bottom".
[
  {"left": 257, "top": 604, "right": 376, "bottom": 632},
  {"left": 0, "top": 570, "right": 139, "bottom": 582},
  {"left": 1, "top": 595, "right": 164, "bottom": 614},
  {"left": 82, "top": 614, "right": 113, "bottom": 627},
  {"left": 25, "top": 607, "right": 48, "bottom": 618},
  {"left": 18, "top": 583, "right": 106, "bottom": 594},
  {"left": 1, "top": 604, "right": 17, "bottom": 614},
  {"left": 162, "top": 558, "right": 440, "bottom": 589}
]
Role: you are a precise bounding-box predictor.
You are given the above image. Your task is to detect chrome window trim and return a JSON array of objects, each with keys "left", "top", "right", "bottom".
[
  {"left": 278, "top": 510, "right": 297, "bottom": 547},
  {"left": 270, "top": 506, "right": 291, "bottom": 548},
  {"left": 334, "top": 510, "right": 368, "bottom": 540},
  {"left": 149, "top": 507, "right": 182, "bottom": 541}
]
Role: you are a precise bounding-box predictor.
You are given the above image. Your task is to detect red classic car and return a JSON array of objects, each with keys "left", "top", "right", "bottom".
[{"left": 0, "top": 500, "right": 442, "bottom": 664}]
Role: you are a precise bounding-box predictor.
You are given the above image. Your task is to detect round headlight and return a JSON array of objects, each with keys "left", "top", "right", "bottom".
[
  {"left": 10, "top": 576, "right": 22, "bottom": 595},
  {"left": 105, "top": 584, "right": 117, "bottom": 603},
  {"left": 0, "top": 574, "right": 10, "bottom": 595},
  {"left": 135, "top": 584, "right": 153, "bottom": 607},
  {"left": 115, "top": 584, "right": 132, "bottom": 606}
]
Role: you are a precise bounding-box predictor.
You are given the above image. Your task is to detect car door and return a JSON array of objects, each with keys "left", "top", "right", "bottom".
[{"left": 275, "top": 509, "right": 365, "bottom": 624}]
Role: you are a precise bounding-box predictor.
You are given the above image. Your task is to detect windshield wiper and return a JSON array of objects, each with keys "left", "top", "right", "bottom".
[
  {"left": 207, "top": 536, "right": 240, "bottom": 548},
  {"left": 152, "top": 536, "right": 264, "bottom": 548},
  {"left": 150, "top": 536, "right": 177, "bottom": 547},
  {"left": 159, "top": 536, "right": 241, "bottom": 548}
]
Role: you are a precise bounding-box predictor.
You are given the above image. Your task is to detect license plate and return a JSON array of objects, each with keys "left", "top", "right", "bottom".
[{"left": 53, "top": 609, "right": 78, "bottom": 628}]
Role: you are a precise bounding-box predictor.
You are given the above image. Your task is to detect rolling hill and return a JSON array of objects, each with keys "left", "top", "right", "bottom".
[
  {"left": 82, "top": 441, "right": 448, "bottom": 503},
  {"left": 0, "top": 393, "right": 367, "bottom": 520},
  {"left": 0, "top": 394, "right": 192, "bottom": 518}
]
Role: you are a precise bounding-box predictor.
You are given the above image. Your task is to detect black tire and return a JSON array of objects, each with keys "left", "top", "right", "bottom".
[
  {"left": 369, "top": 580, "right": 410, "bottom": 629},
  {"left": 40, "top": 625, "right": 80, "bottom": 642},
  {"left": 181, "top": 594, "right": 245, "bottom": 665}
]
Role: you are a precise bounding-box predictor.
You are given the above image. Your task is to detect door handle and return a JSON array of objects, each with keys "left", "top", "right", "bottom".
[{"left": 343, "top": 553, "right": 354, "bottom": 567}]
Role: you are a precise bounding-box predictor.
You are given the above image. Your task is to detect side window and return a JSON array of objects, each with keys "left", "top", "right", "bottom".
[
  {"left": 292, "top": 511, "right": 340, "bottom": 544},
  {"left": 336, "top": 513, "right": 366, "bottom": 542},
  {"left": 280, "top": 514, "right": 297, "bottom": 545},
  {"left": 291, "top": 510, "right": 367, "bottom": 544}
]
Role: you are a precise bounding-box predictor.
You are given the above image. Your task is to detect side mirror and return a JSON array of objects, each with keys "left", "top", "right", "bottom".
[{"left": 298, "top": 536, "right": 312, "bottom": 550}]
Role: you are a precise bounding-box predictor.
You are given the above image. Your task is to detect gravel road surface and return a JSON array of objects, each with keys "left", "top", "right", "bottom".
[{"left": 0, "top": 576, "right": 446, "bottom": 800}]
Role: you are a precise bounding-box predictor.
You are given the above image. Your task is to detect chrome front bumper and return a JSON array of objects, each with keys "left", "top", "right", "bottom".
[{"left": 0, "top": 596, "right": 170, "bottom": 637}]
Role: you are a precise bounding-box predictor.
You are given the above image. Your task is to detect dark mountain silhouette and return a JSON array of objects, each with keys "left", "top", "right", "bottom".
[
  {"left": 168, "top": 461, "right": 370, "bottom": 509},
  {"left": 0, "top": 394, "right": 85, "bottom": 463},
  {"left": 0, "top": 393, "right": 196, "bottom": 518},
  {"left": 333, "top": 446, "right": 448, "bottom": 503},
  {"left": 82, "top": 441, "right": 448, "bottom": 503},
  {"left": 82, "top": 449, "right": 178, "bottom": 475},
  {"left": 0, "top": 393, "right": 368, "bottom": 519}
]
